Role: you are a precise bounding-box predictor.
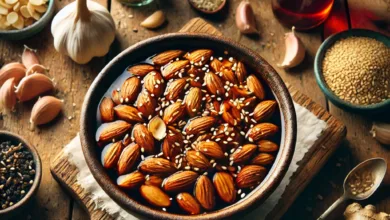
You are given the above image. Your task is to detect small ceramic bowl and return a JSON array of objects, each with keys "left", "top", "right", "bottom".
[
  {"left": 0, "top": 131, "right": 42, "bottom": 218},
  {"left": 187, "top": 0, "right": 226, "bottom": 14},
  {"left": 0, "top": 0, "right": 55, "bottom": 40},
  {"left": 314, "top": 29, "right": 390, "bottom": 114}
]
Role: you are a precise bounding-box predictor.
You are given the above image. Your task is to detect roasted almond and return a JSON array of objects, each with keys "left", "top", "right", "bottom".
[
  {"left": 184, "top": 49, "right": 213, "bottom": 64},
  {"left": 165, "top": 78, "right": 187, "bottom": 101},
  {"left": 140, "top": 185, "right": 171, "bottom": 207},
  {"left": 236, "top": 165, "right": 267, "bottom": 188},
  {"left": 163, "top": 101, "right": 186, "bottom": 124},
  {"left": 258, "top": 140, "right": 279, "bottom": 152},
  {"left": 186, "top": 150, "right": 210, "bottom": 172},
  {"left": 99, "top": 97, "right": 115, "bottom": 122},
  {"left": 251, "top": 153, "right": 275, "bottom": 166},
  {"left": 230, "top": 144, "right": 257, "bottom": 164},
  {"left": 162, "top": 60, "right": 190, "bottom": 80},
  {"left": 139, "top": 158, "right": 176, "bottom": 176},
  {"left": 185, "top": 116, "right": 216, "bottom": 135},
  {"left": 184, "top": 87, "right": 202, "bottom": 117},
  {"left": 145, "top": 175, "right": 163, "bottom": 187},
  {"left": 210, "top": 59, "right": 222, "bottom": 72},
  {"left": 196, "top": 141, "right": 225, "bottom": 160},
  {"left": 136, "top": 91, "right": 156, "bottom": 118},
  {"left": 102, "top": 141, "right": 123, "bottom": 169},
  {"left": 231, "top": 86, "right": 252, "bottom": 98},
  {"left": 176, "top": 192, "right": 202, "bottom": 215},
  {"left": 222, "top": 109, "right": 238, "bottom": 126},
  {"left": 117, "top": 171, "right": 145, "bottom": 189},
  {"left": 162, "top": 171, "right": 199, "bottom": 192},
  {"left": 213, "top": 124, "right": 241, "bottom": 150},
  {"left": 253, "top": 100, "right": 277, "bottom": 122},
  {"left": 213, "top": 172, "right": 236, "bottom": 204},
  {"left": 246, "top": 123, "right": 279, "bottom": 142},
  {"left": 242, "top": 96, "right": 257, "bottom": 108},
  {"left": 247, "top": 74, "right": 265, "bottom": 100},
  {"left": 114, "top": 105, "right": 144, "bottom": 123},
  {"left": 132, "top": 124, "right": 155, "bottom": 155},
  {"left": 117, "top": 143, "right": 140, "bottom": 175},
  {"left": 127, "top": 64, "right": 155, "bottom": 76},
  {"left": 144, "top": 71, "right": 165, "bottom": 97},
  {"left": 120, "top": 76, "right": 141, "bottom": 103},
  {"left": 235, "top": 61, "right": 247, "bottom": 84},
  {"left": 153, "top": 50, "right": 184, "bottom": 65},
  {"left": 194, "top": 175, "right": 215, "bottom": 210},
  {"left": 162, "top": 127, "right": 183, "bottom": 161},
  {"left": 97, "top": 120, "right": 132, "bottom": 144},
  {"left": 204, "top": 72, "right": 225, "bottom": 95},
  {"left": 111, "top": 89, "right": 121, "bottom": 105},
  {"left": 220, "top": 68, "right": 237, "bottom": 84}
]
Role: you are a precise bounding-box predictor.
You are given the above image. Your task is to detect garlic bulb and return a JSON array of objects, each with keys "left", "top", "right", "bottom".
[{"left": 51, "top": 0, "right": 115, "bottom": 64}]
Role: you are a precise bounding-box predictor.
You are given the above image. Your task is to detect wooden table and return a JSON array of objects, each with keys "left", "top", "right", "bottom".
[{"left": 0, "top": 0, "right": 389, "bottom": 219}]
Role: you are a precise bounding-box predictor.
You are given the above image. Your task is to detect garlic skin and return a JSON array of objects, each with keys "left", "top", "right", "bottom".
[
  {"left": 140, "top": 10, "right": 166, "bottom": 29},
  {"left": 15, "top": 73, "right": 54, "bottom": 102},
  {"left": 30, "top": 96, "right": 63, "bottom": 126},
  {"left": 0, "top": 78, "right": 17, "bottom": 112},
  {"left": 278, "top": 26, "right": 306, "bottom": 68},
  {"left": 235, "top": 1, "right": 258, "bottom": 34},
  {"left": 371, "top": 122, "right": 390, "bottom": 145},
  {"left": 0, "top": 62, "right": 26, "bottom": 86},
  {"left": 51, "top": 0, "right": 115, "bottom": 64}
]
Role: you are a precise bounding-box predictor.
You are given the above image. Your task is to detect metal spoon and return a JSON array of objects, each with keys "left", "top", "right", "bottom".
[{"left": 317, "top": 158, "right": 387, "bottom": 220}]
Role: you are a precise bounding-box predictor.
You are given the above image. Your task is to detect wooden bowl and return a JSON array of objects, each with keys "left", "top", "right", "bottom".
[
  {"left": 80, "top": 33, "right": 297, "bottom": 219},
  {"left": 0, "top": 131, "right": 42, "bottom": 218},
  {"left": 187, "top": 0, "right": 226, "bottom": 14}
]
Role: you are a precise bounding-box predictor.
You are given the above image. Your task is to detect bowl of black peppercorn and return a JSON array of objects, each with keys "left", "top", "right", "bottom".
[{"left": 0, "top": 131, "right": 42, "bottom": 218}]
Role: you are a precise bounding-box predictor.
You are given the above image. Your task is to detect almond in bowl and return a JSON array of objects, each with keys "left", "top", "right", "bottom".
[{"left": 95, "top": 48, "right": 283, "bottom": 215}]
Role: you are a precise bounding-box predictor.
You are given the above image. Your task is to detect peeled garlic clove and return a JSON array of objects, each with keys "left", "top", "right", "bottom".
[
  {"left": 26, "top": 64, "right": 48, "bottom": 75},
  {"left": 148, "top": 116, "right": 166, "bottom": 140},
  {"left": 22, "top": 45, "right": 40, "bottom": 69},
  {"left": 278, "top": 26, "right": 305, "bottom": 68},
  {"left": 140, "top": 10, "right": 165, "bottom": 29},
  {"left": 235, "top": 1, "right": 258, "bottom": 34},
  {"left": 15, "top": 73, "right": 54, "bottom": 102},
  {"left": 30, "top": 96, "right": 63, "bottom": 126},
  {"left": 0, "top": 62, "right": 26, "bottom": 86},
  {"left": 0, "top": 78, "right": 17, "bottom": 112},
  {"left": 371, "top": 122, "right": 390, "bottom": 145}
]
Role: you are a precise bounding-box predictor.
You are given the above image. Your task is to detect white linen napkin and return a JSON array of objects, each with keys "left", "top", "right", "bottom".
[{"left": 64, "top": 102, "right": 327, "bottom": 219}]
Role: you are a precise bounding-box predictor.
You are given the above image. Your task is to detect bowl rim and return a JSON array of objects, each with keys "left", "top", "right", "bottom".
[
  {"left": 0, "top": 130, "right": 42, "bottom": 215},
  {"left": 314, "top": 28, "right": 390, "bottom": 113},
  {"left": 80, "top": 32, "right": 296, "bottom": 219},
  {"left": 187, "top": 0, "right": 226, "bottom": 14}
]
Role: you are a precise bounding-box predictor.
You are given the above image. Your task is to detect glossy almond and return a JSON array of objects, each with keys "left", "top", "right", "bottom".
[
  {"left": 99, "top": 97, "right": 115, "bottom": 122},
  {"left": 235, "top": 61, "right": 247, "bottom": 84},
  {"left": 184, "top": 87, "right": 202, "bottom": 117},
  {"left": 0, "top": 62, "right": 26, "bottom": 86},
  {"left": 162, "top": 60, "right": 189, "bottom": 80},
  {"left": 258, "top": 140, "right": 279, "bottom": 152},
  {"left": 140, "top": 185, "right": 171, "bottom": 207},
  {"left": 117, "top": 143, "right": 140, "bottom": 175},
  {"left": 145, "top": 175, "right": 163, "bottom": 187},
  {"left": 210, "top": 59, "right": 222, "bottom": 72},
  {"left": 247, "top": 74, "right": 265, "bottom": 100},
  {"left": 127, "top": 64, "right": 155, "bottom": 76},
  {"left": 97, "top": 120, "right": 132, "bottom": 144},
  {"left": 139, "top": 158, "right": 176, "bottom": 176},
  {"left": 251, "top": 153, "right": 275, "bottom": 166},
  {"left": 132, "top": 124, "right": 154, "bottom": 155},
  {"left": 221, "top": 68, "right": 237, "bottom": 84},
  {"left": 236, "top": 165, "right": 267, "bottom": 188},
  {"left": 114, "top": 105, "right": 144, "bottom": 123},
  {"left": 102, "top": 141, "right": 123, "bottom": 169},
  {"left": 185, "top": 116, "right": 216, "bottom": 135},
  {"left": 111, "top": 89, "right": 121, "bottom": 105},
  {"left": 204, "top": 72, "right": 225, "bottom": 95},
  {"left": 196, "top": 141, "right": 225, "bottom": 160},
  {"left": 162, "top": 127, "right": 183, "bottom": 161},
  {"left": 176, "top": 192, "right": 202, "bottom": 215},
  {"left": 163, "top": 101, "right": 185, "bottom": 124},
  {"left": 230, "top": 144, "right": 257, "bottom": 164},
  {"left": 15, "top": 73, "right": 54, "bottom": 102},
  {"left": 153, "top": 50, "right": 184, "bottom": 65},
  {"left": 246, "top": 123, "right": 279, "bottom": 142},
  {"left": 117, "top": 171, "right": 144, "bottom": 189},
  {"left": 194, "top": 175, "right": 215, "bottom": 210},
  {"left": 186, "top": 150, "right": 210, "bottom": 172},
  {"left": 136, "top": 91, "right": 156, "bottom": 118},
  {"left": 120, "top": 77, "right": 141, "bottom": 103},
  {"left": 165, "top": 78, "right": 187, "bottom": 101},
  {"left": 253, "top": 100, "right": 277, "bottom": 122},
  {"left": 184, "top": 49, "right": 213, "bottom": 64},
  {"left": 162, "top": 171, "right": 199, "bottom": 192},
  {"left": 144, "top": 71, "right": 165, "bottom": 97},
  {"left": 213, "top": 172, "right": 236, "bottom": 203}
]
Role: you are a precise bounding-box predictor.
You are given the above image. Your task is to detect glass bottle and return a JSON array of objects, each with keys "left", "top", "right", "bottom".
[{"left": 118, "top": 0, "right": 153, "bottom": 6}]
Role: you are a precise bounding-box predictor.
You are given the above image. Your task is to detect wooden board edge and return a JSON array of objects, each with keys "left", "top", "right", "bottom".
[{"left": 179, "top": 17, "right": 223, "bottom": 36}]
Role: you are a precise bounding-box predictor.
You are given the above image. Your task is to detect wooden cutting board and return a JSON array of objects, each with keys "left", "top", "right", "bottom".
[{"left": 50, "top": 18, "right": 346, "bottom": 220}]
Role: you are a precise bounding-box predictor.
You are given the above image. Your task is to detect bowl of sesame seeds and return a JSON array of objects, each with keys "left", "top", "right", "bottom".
[
  {"left": 0, "top": 131, "right": 41, "bottom": 218},
  {"left": 314, "top": 29, "right": 390, "bottom": 113}
]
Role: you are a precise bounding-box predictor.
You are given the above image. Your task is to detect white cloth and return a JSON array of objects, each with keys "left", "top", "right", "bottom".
[{"left": 64, "top": 102, "right": 327, "bottom": 220}]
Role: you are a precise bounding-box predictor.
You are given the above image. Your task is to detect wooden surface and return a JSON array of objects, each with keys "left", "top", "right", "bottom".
[
  {"left": 50, "top": 17, "right": 346, "bottom": 220},
  {"left": 0, "top": 0, "right": 389, "bottom": 219}
]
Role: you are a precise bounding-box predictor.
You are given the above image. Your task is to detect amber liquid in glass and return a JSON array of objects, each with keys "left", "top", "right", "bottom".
[{"left": 272, "top": 0, "right": 334, "bottom": 30}]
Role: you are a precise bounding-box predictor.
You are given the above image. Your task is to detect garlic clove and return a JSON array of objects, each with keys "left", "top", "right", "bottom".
[
  {"left": 26, "top": 64, "right": 48, "bottom": 75},
  {"left": 22, "top": 45, "right": 40, "bottom": 69},
  {"left": 278, "top": 26, "right": 306, "bottom": 68},
  {"left": 0, "top": 78, "right": 17, "bottom": 112},
  {"left": 0, "top": 62, "right": 26, "bottom": 86},
  {"left": 140, "top": 10, "right": 166, "bottom": 29},
  {"left": 235, "top": 1, "right": 258, "bottom": 34},
  {"left": 15, "top": 73, "right": 54, "bottom": 102},
  {"left": 30, "top": 96, "right": 63, "bottom": 126},
  {"left": 148, "top": 115, "right": 166, "bottom": 141},
  {"left": 371, "top": 122, "right": 390, "bottom": 145}
]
